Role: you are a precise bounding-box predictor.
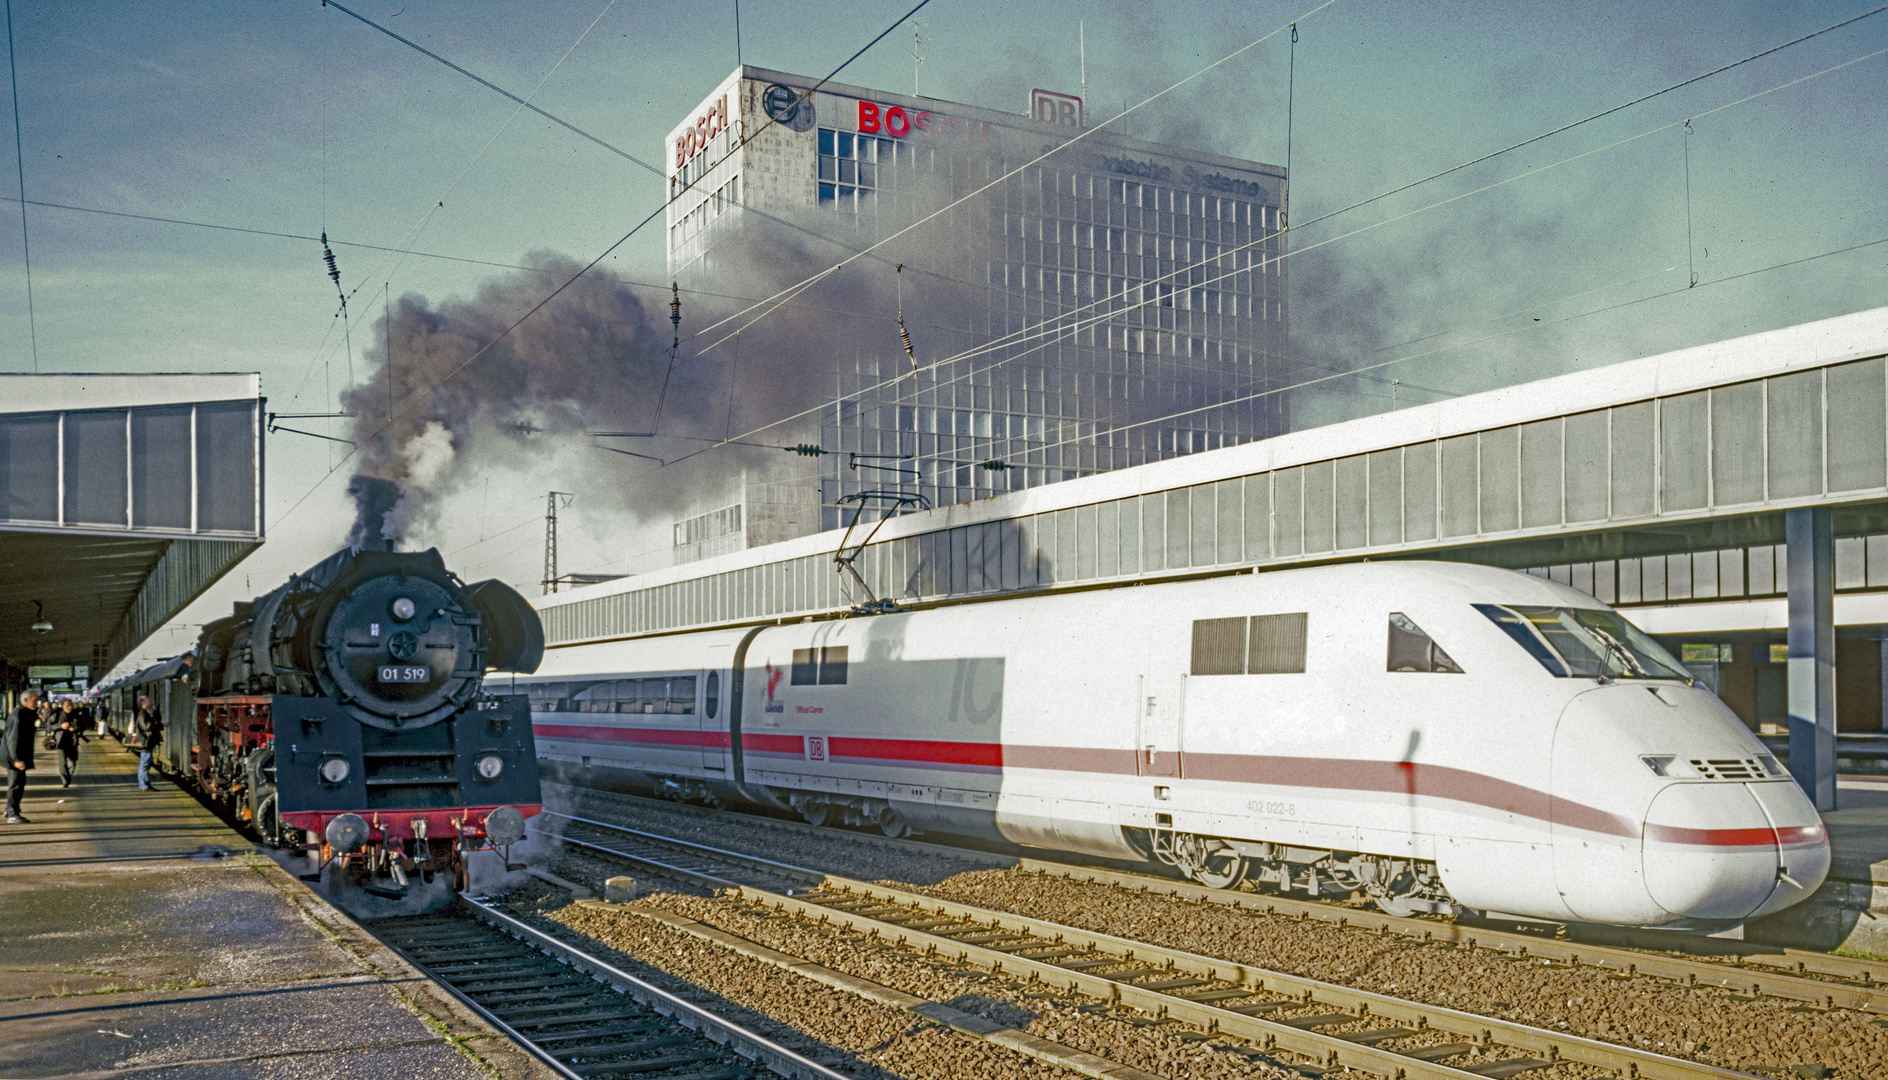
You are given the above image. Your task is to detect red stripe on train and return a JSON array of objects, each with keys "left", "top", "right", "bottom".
[{"left": 534, "top": 721, "right": 1825, "bottom": 850}]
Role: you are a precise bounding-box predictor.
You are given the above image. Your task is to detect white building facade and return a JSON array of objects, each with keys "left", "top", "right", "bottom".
[{"left": 666, "top": 67, "right": 1288, "bottom": 548}]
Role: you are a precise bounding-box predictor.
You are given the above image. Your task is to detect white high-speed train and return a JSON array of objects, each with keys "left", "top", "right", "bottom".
[{"left": 523, "top": 561, "right": 1829, "bottom": 929}]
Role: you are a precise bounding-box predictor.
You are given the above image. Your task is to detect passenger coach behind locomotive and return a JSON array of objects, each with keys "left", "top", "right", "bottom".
[{"left": 195, "top": 537, "right": 544, "bottom": 891}]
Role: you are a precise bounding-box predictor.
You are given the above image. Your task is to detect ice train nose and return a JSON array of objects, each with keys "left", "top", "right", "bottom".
[
  {"left": 1747, "top": 780, "right": 1831, "bottom": 920},
  {"left": 1642, "top": 782, "right": 1824, "bottom": 923}
]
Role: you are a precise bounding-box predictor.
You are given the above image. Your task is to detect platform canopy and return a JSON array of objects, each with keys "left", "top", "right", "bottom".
[{"left": 0, "top": 374, "right": 263, "bottom": 687}]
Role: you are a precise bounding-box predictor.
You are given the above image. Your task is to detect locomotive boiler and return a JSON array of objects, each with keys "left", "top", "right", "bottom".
[{"left": 193, "top": 537, "right": 545, "bottom": 894}]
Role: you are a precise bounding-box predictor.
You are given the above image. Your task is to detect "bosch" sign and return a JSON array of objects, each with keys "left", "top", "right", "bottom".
[
  {"left": 858, "top": 101, "right": 932, "bottom": 138},
  {"left": 675, "top": 94, "right": 729, "bottom": 170}
]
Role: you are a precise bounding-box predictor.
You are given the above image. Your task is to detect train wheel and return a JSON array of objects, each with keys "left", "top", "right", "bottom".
[
  {"left": 1191, "top": 851, "right": 1248, "bottom": 890},
  {"left": 1172, "top": 833, "right": 1247, "bottom": 889},
  {"left": 876, "top": 806, "right": 909, "bottom": 839},
  {"left": 800, "top": 802, "right": 831, "bottom": 828}
]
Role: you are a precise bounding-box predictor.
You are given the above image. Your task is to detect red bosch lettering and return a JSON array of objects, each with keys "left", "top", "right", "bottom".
[
  {"left": 884, "top": 105, "right": 910, "bottom": 138},
  {"left": 858, "top": 101, "right": 881, "bottom": 134}
]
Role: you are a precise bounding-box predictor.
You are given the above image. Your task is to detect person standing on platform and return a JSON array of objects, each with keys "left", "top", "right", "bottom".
[
  {"left": 93, "top": 698, "right": 108, "bottom": 737},
  {"left": 4, "top": 690, "right": 38, "bottom": 823},
  {"left": 132, "top": 695, "right": 164, "bottom": 792},
  {"left": 53, "top": 701, "right": 87, "bottom": 787}
]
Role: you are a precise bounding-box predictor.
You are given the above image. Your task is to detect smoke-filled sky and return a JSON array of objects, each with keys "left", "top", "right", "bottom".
[{"left": 5, "top": 0, "right": 1886, "bottom": 672}]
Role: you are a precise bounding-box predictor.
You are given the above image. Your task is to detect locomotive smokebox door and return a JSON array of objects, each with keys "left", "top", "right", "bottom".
[{"left": 458, "top": 694, "right": 540, "bottom": 807}]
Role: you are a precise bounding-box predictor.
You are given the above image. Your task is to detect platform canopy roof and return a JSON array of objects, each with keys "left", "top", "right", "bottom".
[{"left": 0, "top": 374, "right": 263, "bottom": 686}]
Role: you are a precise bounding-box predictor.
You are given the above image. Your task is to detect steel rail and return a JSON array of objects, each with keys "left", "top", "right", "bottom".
[
  {"left": 537, "top": 811, "right": 823, "bottom": 891},
  {"left": 1016, "top": 859, "right": 1888, "bottom": 1014},
  {"left": 754, "top": 875, "right": 1762, "bottom": 1080},
  {"left": 461, "top": 896, "right": 853, "bottom": 1080},
  {"left": 385, "top": 919, "right": 588, "bottom": 1080},
  {"left": 536, "top": 810, "right": 1759, "bottom": 1080},
  {"left": 547, "top": 786, "right": 1888, "bottom": 1009}
]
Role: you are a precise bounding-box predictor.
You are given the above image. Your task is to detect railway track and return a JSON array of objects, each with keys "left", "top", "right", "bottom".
[
  {"left": 532, "top": 809, "right": 1779, "bottom": 1080},
  {"left": 367, "top": 896, "right": 850, "bottom": 1080},
  {"left": 542, "top": 785, "right": 1888, "bottom": 1015}
]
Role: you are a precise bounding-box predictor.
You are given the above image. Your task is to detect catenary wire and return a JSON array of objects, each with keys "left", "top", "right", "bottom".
[
  {"left": 678, "top": 0, "right": 1339, "bottom": 354},
  {"left": 1007, "top": 231, "right": 1888, "bottom": 466},
  {"left": 679, "top": 0, "right": 1888, "bottom": 357},
  {"left": 359, "top": 0, "right": 621, "bottom": 298},
  {"left": 5, "top": 0, "right": 34, "bottom": 372},
  {"left": 664, "top": 40, "right": 1888, "bottom": 464},
  {"left": 262, "top": 0, "right": 941, "bottom": 534}
]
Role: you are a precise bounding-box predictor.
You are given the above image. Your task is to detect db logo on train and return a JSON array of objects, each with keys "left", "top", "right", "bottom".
[{"left": 805, "top": 736, "right": 828, "bottom": 762}]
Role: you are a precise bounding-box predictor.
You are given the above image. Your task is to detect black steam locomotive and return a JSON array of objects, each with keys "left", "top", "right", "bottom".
[{"left": 192, "top": 534, "right": 544, "bottom": 893}]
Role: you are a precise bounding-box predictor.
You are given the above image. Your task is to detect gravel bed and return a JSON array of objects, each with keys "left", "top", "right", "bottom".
[
  {"left": 570, "top": 889, "right": 1313, "bottom": 1080},
  {"left": 496, "top": 880, "right": 1080, "bottom": 1080},
  {"left": 540, "top": 788, "right": 1880, "bottom": 1076},
  {"left": 912, "top": 869, "right": 1884, "bottom": 1078},
  {"left": 546, "top": 784, "right": 1000, "bottom": 886}
]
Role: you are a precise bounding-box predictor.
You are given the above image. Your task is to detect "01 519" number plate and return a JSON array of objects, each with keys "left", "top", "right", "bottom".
[{"left": 377, "top": 665, "right": 429, "bottom": 683}]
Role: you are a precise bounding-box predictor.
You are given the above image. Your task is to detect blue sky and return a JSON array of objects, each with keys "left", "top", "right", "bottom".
[{"left": 4, "top": 1, "right": 1884, "bottom": 670}]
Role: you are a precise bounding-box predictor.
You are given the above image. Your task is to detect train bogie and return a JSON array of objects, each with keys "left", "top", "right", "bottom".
[{"left": 530, "top": 560, "right": 1831, "bottom": 931}]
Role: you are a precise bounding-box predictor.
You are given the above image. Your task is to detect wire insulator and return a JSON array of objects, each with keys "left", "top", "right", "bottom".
[
  {"left": 321, "top": 232, "right": 340, "bottom": 287},
  {"left": 787, "top": 444, "right": 826, "bottom": 457},
  {"left": 895, "top": 263, "right": 918, "bottom": 370},
  {"left": 979, "top": 459, "right": 1009, "bottom": 472},
  {"left": 669, "top": 281, "right": 682, "bottom": 349},
  {"left": 898, "top": 314, "right": 916, "bottom": 369}
]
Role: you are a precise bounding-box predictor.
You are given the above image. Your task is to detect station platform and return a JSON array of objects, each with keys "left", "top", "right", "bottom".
[{"left": 0, "top": 737, "right": 553, "bottom": 1079}]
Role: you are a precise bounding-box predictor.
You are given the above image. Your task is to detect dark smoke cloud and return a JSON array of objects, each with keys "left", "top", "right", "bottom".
[
  {"left": 345, "top": 474, "right": 402, "bottom": 551},
  {"left": 340, "top": 251, "right": 794, "bottom": 538}
]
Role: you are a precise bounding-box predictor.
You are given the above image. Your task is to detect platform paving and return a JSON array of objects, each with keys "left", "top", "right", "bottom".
[{"left": 0, "top": 737, "right": 557, "bottom": 1079}]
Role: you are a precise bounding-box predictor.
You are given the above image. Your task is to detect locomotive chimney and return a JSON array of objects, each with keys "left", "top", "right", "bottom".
[{"left": 345, "top": 474, "right": 403, "bottom": 552}]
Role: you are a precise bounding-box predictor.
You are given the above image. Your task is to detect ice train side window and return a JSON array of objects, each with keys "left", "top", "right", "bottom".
[
  {"left": 527, "top": 682, "right": 568, "bottom": 713},
  {"left": 819, "top": 646, "right": 849, "bottom": 685},
  {"left": 706, "top": 672, "right": 720, "bottom": 719},
  {"left": 791, "top": 648, "right": 818, "bottom": 685},
  {"left": 1387, "top": 613, "right": 1463, "bottom": 673},
  {"left": 1474, "top": 604, "right": 1688, "bottom": 681},
  {"left": 670, "top": 676, "right": 697, "bottom": 714},
  {"left": 791, "top": 647, "right": 849, "bottom": 685},
  {"left": 1249, "top": 613, "right": 1308, "bottom": 674}
]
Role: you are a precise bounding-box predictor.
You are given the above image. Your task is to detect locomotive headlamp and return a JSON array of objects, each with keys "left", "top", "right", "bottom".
[
  {"left": 485, "top": 805, "right": 526, "bottom": 845},
  {"left": 325, "top": 813, "right": 369, "bottom": 854},
  {"left": 318, "top": 755, "right": 351, "bottom": 785},
  {"left": 391, "top": 597, "right": 416, "bottom": 621},
  {"left": 473, "top": 753, "right": 504, "bottom": 782}
]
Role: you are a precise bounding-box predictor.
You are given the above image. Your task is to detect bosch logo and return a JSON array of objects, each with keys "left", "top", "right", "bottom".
[{"left": 763, "top": 83, "right": 817, "bottom": 132}]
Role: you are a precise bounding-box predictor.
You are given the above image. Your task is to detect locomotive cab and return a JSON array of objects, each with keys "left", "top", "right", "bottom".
[{"left": 1475, "top": 599, "right": 1831, "bottom": 929}]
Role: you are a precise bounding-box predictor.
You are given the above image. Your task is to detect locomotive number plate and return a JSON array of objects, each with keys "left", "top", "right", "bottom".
[{"left": 377, "top": 665, "right": 429, "bottom": 683}]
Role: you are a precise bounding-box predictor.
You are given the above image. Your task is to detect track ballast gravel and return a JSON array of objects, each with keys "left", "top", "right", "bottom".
[
  {"left": 544, "top": 787, "right": 1878, "bottom": 1078},
  {"left": 503, "top": 879, "right": 1082, "bottom": 1080}
]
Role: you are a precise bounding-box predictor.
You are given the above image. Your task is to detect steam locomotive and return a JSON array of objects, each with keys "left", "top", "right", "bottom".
[{"left": 190, "top": 539, "right": 545, "bottom": 894}]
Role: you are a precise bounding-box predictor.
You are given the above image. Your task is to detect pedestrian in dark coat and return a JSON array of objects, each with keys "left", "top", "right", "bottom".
[
  {"left": 132, "top": 695, "right": 164, "bottom": 792},
  {"left": 4, "top": 690, "right": 38, "bottom": 823},
  {"left": 53, "top": 701, "right": 87, "bottom": 787}
]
